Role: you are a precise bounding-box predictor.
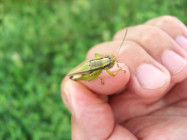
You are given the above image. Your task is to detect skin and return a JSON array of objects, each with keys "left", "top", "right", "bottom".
[{"left": 61, "top": 16, "right": 187, "bottom": 140}]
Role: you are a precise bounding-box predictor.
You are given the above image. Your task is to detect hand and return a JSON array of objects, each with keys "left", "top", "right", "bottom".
[{"left": 61, "top": 16, "right": 187, "bottom": 140}]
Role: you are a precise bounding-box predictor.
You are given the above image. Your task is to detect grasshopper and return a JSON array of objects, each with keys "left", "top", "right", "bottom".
[{"left": 68, "top": 29, "right": 128, "bottom": 84}]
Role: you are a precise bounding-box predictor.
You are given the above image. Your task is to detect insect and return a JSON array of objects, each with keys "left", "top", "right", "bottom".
[{"left": 68, "top": 29, "right": 128, "bottom": 84}]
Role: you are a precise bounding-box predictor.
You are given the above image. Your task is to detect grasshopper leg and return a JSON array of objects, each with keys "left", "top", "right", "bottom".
[
  {"left": 113, "top": 56, "right": 126, "bottom": 73},
  {"left": 88, "top": 75, "right": 104, "bottom": 84},
  {"left": 95, "top": 53, "right": 105, "bottom": 59},
  {"left": 73, "top": 70, "right": 104, "bottom": 84},
  {"left": 105, "top": 67, "right": 122, "bottom": 77},
  {"left": 113, "top": 56, "right": 121, "bottom": 68},
  {"left": 88, "top": 70, "right": 104, "bottom": 84},
  {"left": 97, "top": 76, "right": 104, "bottom": 85}
]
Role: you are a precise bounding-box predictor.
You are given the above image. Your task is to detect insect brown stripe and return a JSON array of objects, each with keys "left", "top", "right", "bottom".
[{"left": 88, "top": 57, "right": 112, "bottom": 72}]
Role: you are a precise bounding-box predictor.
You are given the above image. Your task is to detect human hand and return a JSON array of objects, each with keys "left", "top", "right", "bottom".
[{"left": 61, "top": 16, "right": 187, "bottom": 140}]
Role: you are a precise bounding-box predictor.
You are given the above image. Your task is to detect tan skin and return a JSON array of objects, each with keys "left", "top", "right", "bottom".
[{"left": 61, "top": 16, "right": 187, "bottom": 140}]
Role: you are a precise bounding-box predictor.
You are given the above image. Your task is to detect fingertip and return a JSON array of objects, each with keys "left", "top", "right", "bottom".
[
  {"left": 128, "top": 73, "right": 170, "bottom": 99},
  {"left": 128, "top": 63, "right": 171, "bottom": 98}
]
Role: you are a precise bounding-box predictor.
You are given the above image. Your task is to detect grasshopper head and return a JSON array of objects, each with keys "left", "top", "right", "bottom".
[{"left": 107, "top": 55, "right": 117, "bottom": 68}]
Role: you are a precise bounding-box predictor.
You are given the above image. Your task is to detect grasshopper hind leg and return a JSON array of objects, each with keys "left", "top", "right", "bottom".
[
  {"left": 105, "top": 63, "right": 126, "bottom": 77},
  {"left": 73, "top": 70, "right": 104, "bottom": 84},
  {"left": 95, "top": 76, "right": 104, "bottom": 85},
  {"left": 113, "top": 56, "right": 126, "bottom": 73},
  {"left": 116, "top": 62, "right": 126, "bottom": 74},
  {"left": 106, "top": 68, "right": 121, "bottom": 77},
  {"left": 87, "top": 70, "right": 104, "bottom": 84}
]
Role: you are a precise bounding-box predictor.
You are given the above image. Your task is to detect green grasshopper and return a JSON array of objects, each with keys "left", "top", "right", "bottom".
[{"left": 68, "top": 29, "right": 128, "bottom": 84}]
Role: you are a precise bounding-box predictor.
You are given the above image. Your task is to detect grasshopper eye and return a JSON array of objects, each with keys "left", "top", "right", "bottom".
[{"left": 107, "top": 56, "right": 113, "bottom": 59}]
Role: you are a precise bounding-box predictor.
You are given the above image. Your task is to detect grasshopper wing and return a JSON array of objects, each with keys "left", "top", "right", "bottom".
[{"left": 68, "top": 61, "right": 92, "bottom": 76}]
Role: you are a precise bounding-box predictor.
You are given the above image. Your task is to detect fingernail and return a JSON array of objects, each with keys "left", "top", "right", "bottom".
[
  {"left": 64, "top": 81, "right": 74, "bottom": 114},
  {"left": 137, "top": 64, "right": 167, "bottom": 89},
  {"left": 161, "top": 50, "right": 186, "bottom": 75},
  {"left": 176, "top": 36, "right": 187, "bottom": 52}
]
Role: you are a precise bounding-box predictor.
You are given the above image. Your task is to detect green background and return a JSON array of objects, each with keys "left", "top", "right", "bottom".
[{"left": 0, "top": 0, "right": 186, "bottom": 139}]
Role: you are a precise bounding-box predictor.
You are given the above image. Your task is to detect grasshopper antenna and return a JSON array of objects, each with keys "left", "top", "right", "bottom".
[{"left": 116, "top": 28, "right": 128, "bottom": 56}]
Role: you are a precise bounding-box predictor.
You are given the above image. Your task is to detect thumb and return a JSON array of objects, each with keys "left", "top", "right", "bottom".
[
  {"left": 61, "top": 80, "right": 136, "bottom": 140},
  {"left": 62, "top": 79, "right": 114, "bottom": 139}
]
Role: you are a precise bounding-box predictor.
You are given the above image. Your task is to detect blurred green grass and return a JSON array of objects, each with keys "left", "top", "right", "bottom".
[{"left": 0, "top": 0, "right": 186, "bottom": 139}]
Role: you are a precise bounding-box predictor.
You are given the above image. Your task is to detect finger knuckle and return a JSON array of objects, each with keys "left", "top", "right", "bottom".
[
  {"left": 158, "top": 15, "right": 179, "bottom": 26},
  {"left": 140, "top": 27, "right": 161, "bottom": 45}
]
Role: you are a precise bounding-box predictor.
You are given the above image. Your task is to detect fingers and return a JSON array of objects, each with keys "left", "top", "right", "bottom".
[
  {"left": 145, "top": 15, "right": 187, "bottom": 38},
  {"left": 146, "top": 15, "right": 187, "bottom": 55},
  {"left": 114, "top": 17, "right": 187, "bottom": 83},
  {"left": 68, "top": 16, "right": 187, "bottom": 97},
  {"left": 106, "top": 16, "right": 187, "bottom": 123},
  {"left": 61, "top": 79, "right": 136, "bottom": 139},
  {"left": 87, "top": 41, "right": 170, "bottom": 98}
]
